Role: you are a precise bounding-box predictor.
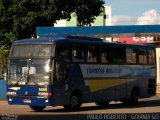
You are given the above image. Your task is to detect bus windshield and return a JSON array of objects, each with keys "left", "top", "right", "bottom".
[
  {"left": 11, "top": 44, "right": 53, "bottom": 57},
  {"left": 8, "top": 58, "right": 51, "bottom": 86}
]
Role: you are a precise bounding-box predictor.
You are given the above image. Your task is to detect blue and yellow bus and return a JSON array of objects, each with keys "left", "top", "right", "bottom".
[{"left": 7, "top": 34, "right": 156, "bottom": 111}]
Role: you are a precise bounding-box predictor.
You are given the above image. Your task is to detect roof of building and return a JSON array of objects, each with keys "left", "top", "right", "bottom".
[{"left": 36, "top": 25, "right": 160, "bottom": 37}]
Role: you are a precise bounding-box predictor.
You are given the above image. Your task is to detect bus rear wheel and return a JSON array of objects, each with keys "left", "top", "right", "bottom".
[
  {"left": 122, "top": 88, "right": 139, "bottom": 105},
  {"left": 29, "top": 106, "right": 46, "bottom": 112},
  {"left": 64, "top": 93, "right": 82, "bottom": 111}
]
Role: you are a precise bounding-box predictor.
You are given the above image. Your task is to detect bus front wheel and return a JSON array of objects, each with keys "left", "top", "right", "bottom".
[
  {"left": 64, "top": 92, "right": 82, "bottom": 111},
  {"left": 29, "top": 106, "right": 46, "bottom": 112}
]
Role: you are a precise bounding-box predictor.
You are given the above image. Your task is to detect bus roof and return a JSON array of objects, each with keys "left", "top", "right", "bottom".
[
  {"left": 13, "top": 34, "right": 155, "bottom": 48},
  {"left": 13, "top": 34, "right": 102, "bottom": 44}
]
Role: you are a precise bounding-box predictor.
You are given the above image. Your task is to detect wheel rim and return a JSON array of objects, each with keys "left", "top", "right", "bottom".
[{"left": 71, "top": 96, "right": 78, "bottom": 107}]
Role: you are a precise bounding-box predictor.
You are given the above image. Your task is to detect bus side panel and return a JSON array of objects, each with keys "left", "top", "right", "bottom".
[
  {"left": 78, "top": 64, "right": 156, "bottom": 103},
  {"left": 61, "top": 63, "right": 156, "bottom": 105},
  {"left": 120, "top": 65, "right": 156, "bottom": 99},
  {"left": 80, "top": 64, "right": 121, "bottom": 102}
]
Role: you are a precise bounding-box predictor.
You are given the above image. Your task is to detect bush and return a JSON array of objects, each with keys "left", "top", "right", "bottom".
[{"left": 0, "top": 74, "right": 4, "bottom": 80}]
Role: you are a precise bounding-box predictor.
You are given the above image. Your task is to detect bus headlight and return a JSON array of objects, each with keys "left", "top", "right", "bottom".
[
  {"left": 7, "top": 92, "right": 17, "bottom": 96},
  {"left": 38, "top": 92, "right": 52, "bottom": 97}
]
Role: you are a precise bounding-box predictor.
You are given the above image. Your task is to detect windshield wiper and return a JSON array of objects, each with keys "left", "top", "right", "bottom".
[
  {"left": 15, "top": 73, "right": 27, "bottom": 86},
  {"left": 15, "top": 74, "right": 40, "bottom": 87},
  {"left": 15, "top": 59, "right": 40, "bottom": 87},
  {"left": 26, "top": 75, "right": 40, "bottom": 87}
]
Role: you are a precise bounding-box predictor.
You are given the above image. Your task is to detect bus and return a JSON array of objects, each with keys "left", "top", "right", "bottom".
[{"left": 7, "top": 34, "right": 156, "bottom": 111}]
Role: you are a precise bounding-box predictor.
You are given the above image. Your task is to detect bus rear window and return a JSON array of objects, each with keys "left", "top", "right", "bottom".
[{"left": 11, "top": 44, "right": 53, "bottom": 57}]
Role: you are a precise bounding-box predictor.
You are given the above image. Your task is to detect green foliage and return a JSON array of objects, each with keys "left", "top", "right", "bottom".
[
  {"left": 55, "top": 0, "right": 105, "bottom": 26},
  {"left": 0, "top": 0, "right": 57, "bottom": 43},
  {"left": 0, "top": 74, "right": 3, "bottom": 80},
  {"left": 0, "top": 49, "right": 9, "bottom": 64},
  {"left": 0, "top": 49, "right": 9, "bottom": 69},
  {"left": 0, "top": 0, "right": 104, "bottom": 48},
  {"left": 0, "top": 32, "right": 16, "bottom": 50},
  {"left": 0, "top": 49, "right": 9, "bottom": 76},
  {"left": 75, "top": 0, "right": 105, "bottom": 26}
]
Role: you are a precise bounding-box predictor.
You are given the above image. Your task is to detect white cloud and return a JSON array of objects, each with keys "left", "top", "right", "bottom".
[
  {"left": 111, "top": 9, "right": 160, "bottom": 25},
  {"left": 136, "top": 9, "right": 160, "bottom": 25},
  {"left": 112, "top": 15, "right": 136, "bottom": 25}
]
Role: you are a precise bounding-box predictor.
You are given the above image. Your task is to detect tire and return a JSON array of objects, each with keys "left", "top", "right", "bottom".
[
  {"left": 130, "top": 88, "right": 139, "bottom": 104},
  {"left": 96, "top": 101, "right": 109, "bottom": 107},
  {"left": 64, "top": 92, "right": 82, "bottom": 111},
  {"left": 29, "top": 106, "right": 46, "bottom": 112}
]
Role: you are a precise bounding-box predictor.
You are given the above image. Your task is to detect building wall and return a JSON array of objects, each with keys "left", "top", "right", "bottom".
[
  {"left": 54, "top": 20, "right": 67, "bottom": 27},
  {"left": 66, "top": 13, "right": 77, "bottom": 26},
  {"left": 92, "top": 12, "right": 104, "bottom": 26},
  {"left": 104, "top": 5, "right": 112, "bottom": 26}
]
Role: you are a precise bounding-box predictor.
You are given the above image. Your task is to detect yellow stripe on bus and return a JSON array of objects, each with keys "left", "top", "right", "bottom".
[{"left": 86, "top": 78, "right": 136, "bottom": 92}]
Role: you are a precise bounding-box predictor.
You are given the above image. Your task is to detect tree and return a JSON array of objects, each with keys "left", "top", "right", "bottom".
[
  {"left": 76, "top": 0, "right": 105, "bottom": 26},
  {"left": 55, "top": 0, "right": 105, "bottom": 26},
  {"left": 0, "top": 49, "right": 9, "bottom": 78},
  {"left": 0, "top": 0, "right": 104, "bottom": 48}
]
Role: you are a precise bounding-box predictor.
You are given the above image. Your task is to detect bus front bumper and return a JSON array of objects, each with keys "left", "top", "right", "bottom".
[{"left": 7, "top": 96, "right": 53, "bottom": 106}]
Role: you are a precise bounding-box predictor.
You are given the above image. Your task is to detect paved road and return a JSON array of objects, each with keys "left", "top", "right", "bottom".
[{"left": 0, "top": 95, "right": 160, "bottom": 120}]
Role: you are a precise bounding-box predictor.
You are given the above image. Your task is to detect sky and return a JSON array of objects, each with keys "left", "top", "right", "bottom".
[{"left": 105, "top": 0, "right": 160, "bottom": 25}]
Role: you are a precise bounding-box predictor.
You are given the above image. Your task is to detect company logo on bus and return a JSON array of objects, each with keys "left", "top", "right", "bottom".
[
  {"left": 118, "top": 37, "right": 154, "bottom": 44},
  {"left": 25, "top": 91, "right": 28, "bottom": 95}
]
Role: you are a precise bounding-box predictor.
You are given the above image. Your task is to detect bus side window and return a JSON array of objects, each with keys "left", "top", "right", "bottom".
[
  {"left": 126, "top": 48, "right": 136, "bottom": 64},
  {"left": 113, "top": 47, "right": 126, "bottom": 64},
  {"left": 72, "top": 46, "right": 85, "bottom": 63},
  {"left": 148, "top": 49, "right": 155, "bottom": 64},
  {"left": 138, "top": 49, "right": 147, "bottom": 64},
  {"left": 57, "top": 46, "right": 70, "bottom": 63},
  {"left": 101, "top": 46, "right": 112, "bottom": 64},
  {"left": 86, "top": 46, "right": 97, "bottom": 63}
]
